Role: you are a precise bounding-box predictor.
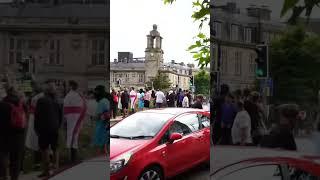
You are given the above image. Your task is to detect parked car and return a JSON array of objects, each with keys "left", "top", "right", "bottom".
[
  {"left": 110, "top": 108, "right": 210, "bottom": 180},
  {"left": 211, "top": 146, "right": 320, "bottom": 180}
]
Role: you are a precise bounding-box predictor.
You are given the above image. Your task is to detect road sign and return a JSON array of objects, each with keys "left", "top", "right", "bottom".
[
  {"left": 190, "top": 85, "right": 195, "bottom": 93},
  {"left": 260, "top": 78, "right": 273, "bottom": 96}
]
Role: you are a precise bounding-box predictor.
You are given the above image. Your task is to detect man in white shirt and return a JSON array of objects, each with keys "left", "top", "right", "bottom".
[
  {"left": 232, "top": 101, "right": 252, "bottom": 146},
  {"left": 63, "top": 80, "right": 87, "bottom": 162},
  {"left": 155, "top": 89, "right": 165, "bottom": 108},
  {"left": 129, "top": 87, "right": 137, "bottom": 113},
  {"left": 182, "top": 92, "right": 189, "bottom": 108}
]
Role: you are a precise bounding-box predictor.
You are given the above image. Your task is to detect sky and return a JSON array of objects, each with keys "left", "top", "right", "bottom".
[{"left": 110, "top": 0, "right": 208, "bottom": 64}]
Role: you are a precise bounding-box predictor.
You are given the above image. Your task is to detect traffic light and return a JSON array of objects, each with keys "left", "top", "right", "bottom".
[
  {"left": 18, "top": 59, "right": 30, "bottom": 74},
  {"left": 189, "top": 76, "right": 194, "bottom": 86},
  {"left": 255, "top": 44, "right": 268, "bottom": 78}
]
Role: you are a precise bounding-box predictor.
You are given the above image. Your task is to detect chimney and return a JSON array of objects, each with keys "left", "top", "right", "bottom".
[
  {"left": 260, "top": 5, "right": 271, "bottom": 21},
  {"left": 225, "top": 2, "right": 239, "bottom": 14},
  {"left": 247, "top": 4, "right": 271, "bottom": 21}
]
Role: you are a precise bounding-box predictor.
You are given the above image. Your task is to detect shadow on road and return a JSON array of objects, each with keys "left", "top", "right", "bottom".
[{"left": 168, "top": 163, "right": 209, "bottom": 180}]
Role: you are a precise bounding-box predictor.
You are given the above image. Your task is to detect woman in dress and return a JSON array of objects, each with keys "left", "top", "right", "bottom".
[
  {"left": 138, "top": 89, "right": 145, "bottom": 111},
  {"left": 93, "top": 85, "right": 110, "bottom": 154}
]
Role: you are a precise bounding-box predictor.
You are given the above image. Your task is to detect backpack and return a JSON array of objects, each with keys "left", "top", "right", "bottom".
[
  {"left": 9, "top": 101, "right": 26, "bottom": 129},
  {"left": 113, "top": 94, "right": 118, "bottom": 103}
]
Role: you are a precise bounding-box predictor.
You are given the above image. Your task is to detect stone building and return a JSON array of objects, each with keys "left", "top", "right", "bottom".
[
  {"left": 0, "top": 0, "right": 109, "bottom": 93},
  {"left": 110, "top": 25, "right": 194, "bottom": 91},
  {"left": 212, "top": 2, "right": 285, "bottom": 91}
]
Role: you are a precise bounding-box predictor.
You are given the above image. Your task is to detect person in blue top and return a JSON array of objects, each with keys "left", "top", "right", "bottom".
[
  {"left": 138, "top": 89, "right": 145, "bottom": 111},
  {"left": 93, "top": 85, "right": 110, "bottom": 155},
  {"left": 220, "top": 93, "right": 237, "bottom": 145}
]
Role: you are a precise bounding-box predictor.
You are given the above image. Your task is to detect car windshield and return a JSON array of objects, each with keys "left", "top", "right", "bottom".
[{"left": 110, "top": 112, "right": 173, "bottom": 139}]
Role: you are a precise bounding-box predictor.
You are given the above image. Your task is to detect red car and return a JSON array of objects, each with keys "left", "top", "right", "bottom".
[
  {"left": 211, "top": 146, "right": 320, "bottom": 180},
  {"left": 110, "top": 108, "right": 210, "bottom": 180}
]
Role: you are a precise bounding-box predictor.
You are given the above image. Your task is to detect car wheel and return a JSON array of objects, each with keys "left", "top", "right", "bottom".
[{"left": 139, "top": 166, "right": 164, "bottom": 180}]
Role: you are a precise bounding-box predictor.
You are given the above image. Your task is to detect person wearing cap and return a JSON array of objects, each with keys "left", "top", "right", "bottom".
[{"left": 63, "top": 80, "right": 87, "bottom": 163}]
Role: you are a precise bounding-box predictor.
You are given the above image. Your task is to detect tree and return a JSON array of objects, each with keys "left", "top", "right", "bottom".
[
  {"left": 281, "top": 0, "right": 320, "bottom": 25},
  {"left": 163, "top": 0, "right": 210, "bottom": 68},
  {"left": 194, "top": 70, "right": 210, "bottom": 96},
  {"left": 270, "top": 26, "right": 320, "bottom": 106},
  {"left": 148, "top": 73, "right": 172, "bottom": 90}
]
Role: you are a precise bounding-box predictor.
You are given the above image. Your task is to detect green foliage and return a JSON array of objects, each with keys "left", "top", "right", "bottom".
[
  {"left": 149, "top": 73, "right": 172, "bottom": 90},
  {"left": 194, "top": 70, "right": 210, "bottom": 95},
  {"left": 270, "top": 26, "right": 320, "bottom": 105},
  {"left": 163, "top": 0, "right": 210, "bottom": 68},
  {"left": 281, "top": 0, "right": 320, "bottom": 24}
]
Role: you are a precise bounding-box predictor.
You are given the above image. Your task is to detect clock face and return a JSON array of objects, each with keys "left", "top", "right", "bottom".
[{"left": 150, "top": 53, "right": 154, "bottom": 57}]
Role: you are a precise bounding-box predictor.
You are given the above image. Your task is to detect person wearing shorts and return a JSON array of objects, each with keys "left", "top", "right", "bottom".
[
  {"left": 34, "top": 81, "right": 62, "bottom": 178},
  {"left": 121, "top": 89, "right": 129, "bottom": 118}
]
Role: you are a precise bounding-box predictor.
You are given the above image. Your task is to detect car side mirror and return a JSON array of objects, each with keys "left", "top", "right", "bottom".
[{"left": 168, "top": 133, "right": 182, "bottom": 143}]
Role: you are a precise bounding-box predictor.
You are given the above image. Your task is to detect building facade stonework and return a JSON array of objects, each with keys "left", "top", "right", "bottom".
[
  {"left": 212, "top": 2, "right": 285, "bottom": 91},
  {"left": 110, "top": 25, "right": 194, "bottom": 91},
  {"left": 0, "top": 1, "right": 109, "bottom": 92}
]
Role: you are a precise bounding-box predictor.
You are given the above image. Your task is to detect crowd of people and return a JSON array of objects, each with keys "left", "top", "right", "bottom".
[
  {"left": 212, "top": 84, "right": 306, "bottom": 151},
  {"left": 0, "top": 80, "right": 110, "bottom": 180},
  {"left": 110, "top": 87, "right": 206, "bottom": 118}
]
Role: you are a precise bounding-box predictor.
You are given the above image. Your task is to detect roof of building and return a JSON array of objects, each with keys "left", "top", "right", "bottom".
[
  {"left": 110, "top": 62, "right": 145, "bottom": 71},
  {"left": 0, "top": 4, "right": 108, "bottom": 18}
]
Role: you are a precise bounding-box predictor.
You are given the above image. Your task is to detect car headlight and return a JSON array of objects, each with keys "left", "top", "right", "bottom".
[{"left": 110, "top": 152, "right": 132, "bottom": 174}]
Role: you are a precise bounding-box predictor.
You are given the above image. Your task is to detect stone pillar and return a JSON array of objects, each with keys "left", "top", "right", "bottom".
[
  {"left": 147, "top": 35, "right": 153, "bottom": 49},
  {"left": 155, "top": 37, "right": 161, "bottom": 49}
]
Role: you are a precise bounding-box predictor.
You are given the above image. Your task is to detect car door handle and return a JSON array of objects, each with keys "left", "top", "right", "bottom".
[{"left": 161, "top": 151, "right": 166, "bottom": 157}]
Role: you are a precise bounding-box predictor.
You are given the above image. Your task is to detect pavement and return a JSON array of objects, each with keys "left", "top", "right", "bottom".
[{"left": 20, "top": 172, "right": 41, "bottom": 180}]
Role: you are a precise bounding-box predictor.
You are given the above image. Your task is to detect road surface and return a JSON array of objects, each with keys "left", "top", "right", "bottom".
[{"left": 169, "top": 164, "right": 209, "bottom": 180}]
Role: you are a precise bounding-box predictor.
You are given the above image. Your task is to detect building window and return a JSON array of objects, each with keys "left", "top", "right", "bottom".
[
  {"left": 91, "top": 39, "right": 106, "bottom": 65},
  {"left": 213, "top": 21, "right": 222, "bottom": 38},
  {"left": 234, "top": 51, "right": 242, "bottom": 75},
  {"left": 249, "top": 53, "right": 256, "bottom": 74},
  {"left": 132, "top": 73, "right": 135, "bottom": 78},
  {"left": 48, "top": 40, "right": 61, "bottom": 65},
  {"left": 8, "top": 38, "right": 26, "bottom": 64},
  {"left": 244, "top": 27, "right": 252, "bottom": 43},
  {"left": 262, "top": 32, "right": 270, "bottom": 43},
  {"left": 138, "top": 74, "right": 144, "bottom": 83},
  {"left": 221, "top": 49, "right": 228, "bottom": 74},
  {"left": 125, "top": 73, "right": 129, "bottom": 82},
  {"left": 231, "top": 24, "right": 239, "bottom": 41}
]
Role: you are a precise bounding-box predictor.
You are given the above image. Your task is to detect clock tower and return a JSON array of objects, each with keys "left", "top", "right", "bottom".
[{"left": 145, "top": 24, "right": 164, "bottom": 83}]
